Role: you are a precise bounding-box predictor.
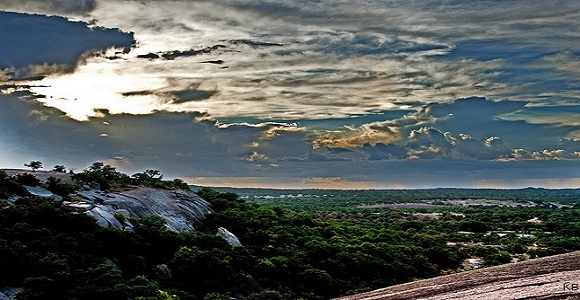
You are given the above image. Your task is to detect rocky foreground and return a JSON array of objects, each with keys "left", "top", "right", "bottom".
[
  {"left": 335, "top": 251, "right": 580, "bottom": 300},
  {"left": 3, "top": 169, "right": 212, "bottom": 232}
]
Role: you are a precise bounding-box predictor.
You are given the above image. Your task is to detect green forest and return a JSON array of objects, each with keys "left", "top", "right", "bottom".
[{"left": 1, "top": 164, "right": 580, "bottom": 299}]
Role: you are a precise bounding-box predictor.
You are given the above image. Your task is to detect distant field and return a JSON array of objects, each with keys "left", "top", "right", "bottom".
[{"left": 195, "top": 186, "right": 580, "bottom": 211}]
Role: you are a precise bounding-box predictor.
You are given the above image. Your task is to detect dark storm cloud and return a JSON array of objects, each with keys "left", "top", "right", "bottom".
[
  {"left": 172, "top": 89, "right": 217, "bottom": 103},
  {"left": 0, "top": 93, "right": 117, "bottom": 165},
  {"left": 121, "top": 85, "right": 217, "bottom": 103},
  {"left": 228, "top": 39, "right": 283, "bottom": 48},
  {"left": 136, "top": 45, "right": 227, "bottom": 60},
  {"left": 0, "top": 11, "right": 134, "bottom": 79},
  {"left": 2, "top": 91, "right": 578, "bottom": 189},
  {"left": 135, "top": 39, "right": 282, "bottom": 62},
  {"left": 0, "top": 91, "right": 263, "bottom": 176}
]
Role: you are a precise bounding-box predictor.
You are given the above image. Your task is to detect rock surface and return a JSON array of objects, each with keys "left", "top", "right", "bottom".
[
  {"left": 216, "top": 227, "right": 242, "bottom": 247},
  {"left": 0, "top": 288, "right": 22, "bottom": 300},
  {"left": 1, "top": 169, "right": 212, "bottom": 232},
  {"left": 24, "top": 185, "right": 63, "bottom": 203},
  {"left": 334, "top": 251, "right": 580, "bottom": 300},
  {"left": 154, "top": 264, "right": 173, "bottom": 280},
  {"left": 74, "top": 188, "right": 212, "bottom": 232}
]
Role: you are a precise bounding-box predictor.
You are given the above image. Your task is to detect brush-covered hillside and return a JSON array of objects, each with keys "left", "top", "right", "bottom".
[{"left": 2, "top": 161, "right": 580, "bottom": 299}]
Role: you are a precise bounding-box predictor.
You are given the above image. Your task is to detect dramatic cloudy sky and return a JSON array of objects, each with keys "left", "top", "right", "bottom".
[{"left": 1, "top": 0, "right": 579, "bottom": 189}]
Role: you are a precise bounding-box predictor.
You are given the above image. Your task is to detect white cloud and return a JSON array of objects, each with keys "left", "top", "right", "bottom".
[{"left": 512, "top": 149, "right": 580, "bottom": 160}]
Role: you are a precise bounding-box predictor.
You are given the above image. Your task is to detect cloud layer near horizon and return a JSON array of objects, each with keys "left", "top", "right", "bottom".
[{"left": 0, "top": 1, "right": 579, "bottom": 188}]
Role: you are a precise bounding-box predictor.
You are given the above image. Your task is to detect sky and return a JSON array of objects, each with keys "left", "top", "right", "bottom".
[{"left": 0, "top": 0, "right": 579, "bottom": 189}]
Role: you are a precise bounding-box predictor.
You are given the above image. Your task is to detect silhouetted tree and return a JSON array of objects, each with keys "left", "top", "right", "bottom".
[
  {"left": 51, "top": 165, "right": 66, "bottom": 173},
  {"left": 24, "top": 161, "right": 43, "bottom": 172}
]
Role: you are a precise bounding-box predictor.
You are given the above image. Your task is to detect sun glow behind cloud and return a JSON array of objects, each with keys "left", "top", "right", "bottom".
[{"left": 29, "top": 57, "right": 165, "bottom": 120}]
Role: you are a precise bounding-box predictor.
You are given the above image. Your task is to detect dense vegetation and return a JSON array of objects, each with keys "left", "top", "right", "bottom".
[
  {"left": 1, "top": 164, "right": 580, "bottom": 299},
  {"left": 71, "top": 162, "right": 190, "bottom": 191}
]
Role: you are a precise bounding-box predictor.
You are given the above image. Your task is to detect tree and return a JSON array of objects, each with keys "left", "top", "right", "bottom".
[
  {"left": 45, "top": 177, "right": 79, "bottom": 197},
  {"left": 170, "top": 178, "right": 190, "bottom": 190},
  {"left": 144, "top": 170, "right": 163, "bottom": 179},
  {"left": 131, "top": 170, "right": 164, "bottom": 187},
  {"left": 0, "top": 171, "right": 29, "bottom": 197},
  {"left": 24, "top": 161, "right": 43, "bottom": 172},
  {"left": 247, "top": 290, "right": 284, "bottom": 300},
  {"left": 51, "top": 165, "right": 66, "bottom": 173},
  {"left": 14, "top": 173, "right": 41, "bottom": 186},
  {"left": 72, "top": 162, "right": 129, "bottom": 190}
]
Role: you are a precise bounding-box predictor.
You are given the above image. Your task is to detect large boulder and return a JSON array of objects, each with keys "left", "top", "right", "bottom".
[
  {"left": 154, "top": 264, "right": 173, "bottom": 281},
  {"left": 0, "top": 288, "right": 22, "bottom": 300},
  {"left": 86, "top": 206, "right": 126, "bottom": 229},
  {"left": 24, "top": 185, "right": 63, "bottom": 203},
  {"left": 216, "top": 227, "right": 242, "bottom": 247},
  {"left": 76, "top": 188, "right": 212, "bottom": 232}
]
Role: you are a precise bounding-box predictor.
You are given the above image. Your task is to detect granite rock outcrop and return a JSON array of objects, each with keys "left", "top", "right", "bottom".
[
  {"left": 216, "top": 227, "right": 242, "bottom": 247},
  {"left": 73, "top": 188, "right": 212, "bottom": 232}
]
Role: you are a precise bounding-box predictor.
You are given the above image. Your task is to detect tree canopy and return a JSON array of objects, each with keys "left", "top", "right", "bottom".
[{"left": 24, "top": 161, "right": 43, "bottom": 172}]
